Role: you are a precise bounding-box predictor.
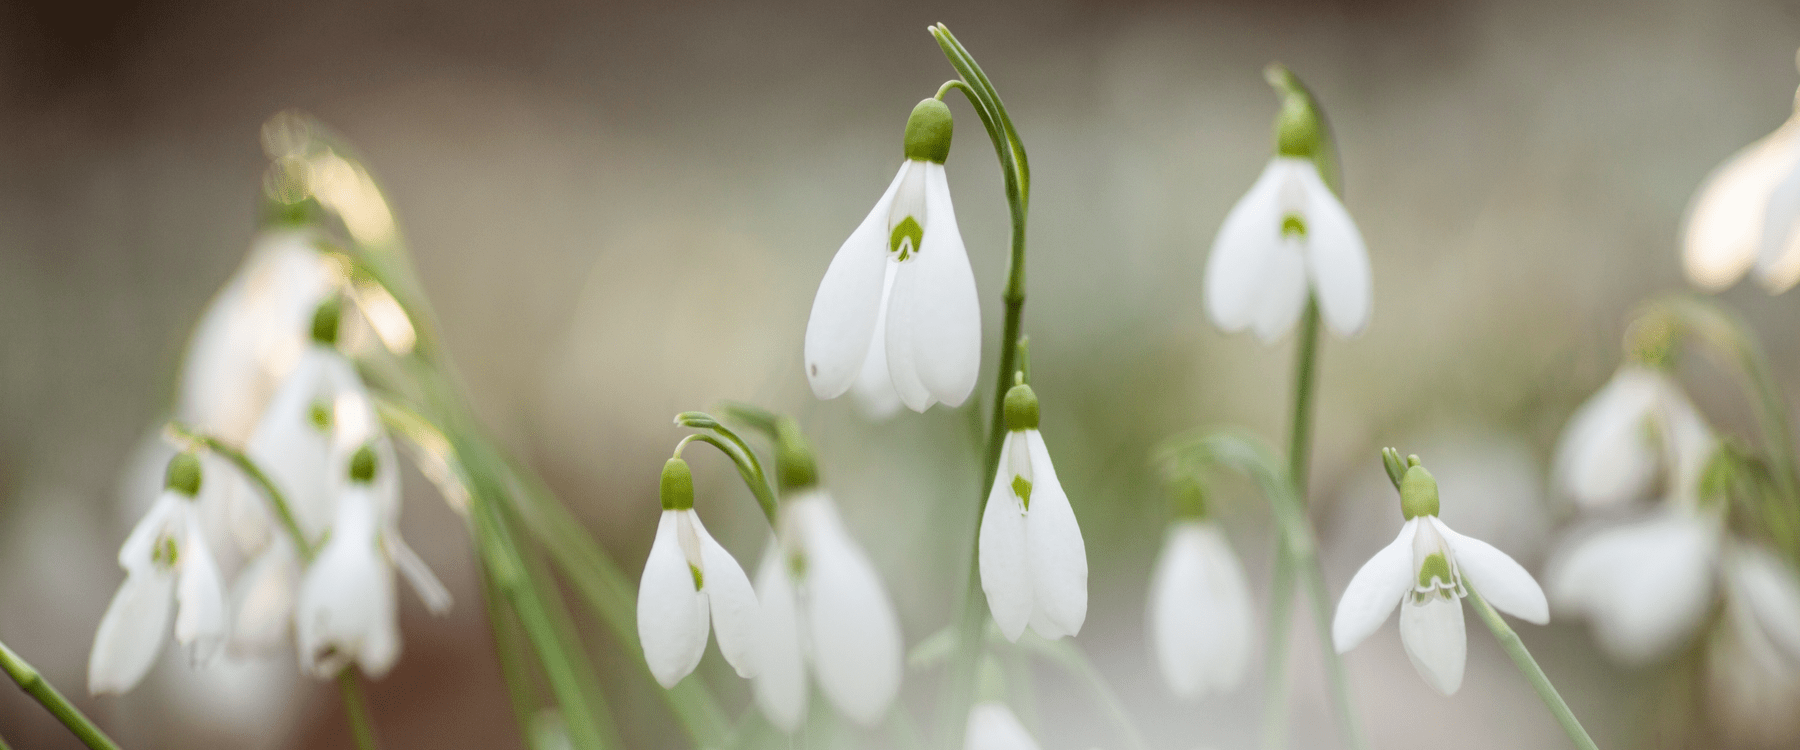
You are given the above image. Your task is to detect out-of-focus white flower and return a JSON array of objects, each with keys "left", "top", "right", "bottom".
[
  {"left": 1553, "top": 364, "right": 1714, "bottom": 511},
  {"left": 636, "top": 458, "right": 759, "bottom": 688},
  {"left": 752, "top": 491, "right": 903, "bottom": 731},
  {"left": 1707, "top": 543, "right": 1800, "bottom": 746},
  {"left": 979, "top": 384, "right": 1087, "bottom": 642},
  {"left": 89, "top": 453, "right": 229, "bottom": 695},
  {"left": 964, "top": 701, "right": 1041, "bottom": 750},
  {"left": 295, "top": 469, "right": 396, "bottom": 679},
  {"left": 1334, "top": 463, "right": 1548, "bottom": 695},
  {"left": 805, "top": 98, "right": 979, "bottom": 414},
  {"left": 1548, "top": 507, "right": 1724, "bottom": 664},
  {"left": 1683, "top": 71, "right": 1800, "bottom": 292},
  {"left": 1204, "top": 156, "right": 1370, "bottom": 342},
  {"left": 1146, "top": 520, "right": 1254, "bottom": 698}
]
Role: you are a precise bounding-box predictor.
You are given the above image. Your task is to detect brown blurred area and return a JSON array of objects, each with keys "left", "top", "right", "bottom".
[{"left": 4, "top": 0, "right": 1800, "bottom": 747}]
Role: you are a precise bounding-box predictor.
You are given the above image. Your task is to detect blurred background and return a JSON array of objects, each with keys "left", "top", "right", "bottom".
[{"left": 5, "top": 0, "right": 1800, "bottom": 747}]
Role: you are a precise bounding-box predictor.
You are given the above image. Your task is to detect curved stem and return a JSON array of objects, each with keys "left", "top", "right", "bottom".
[
  {"left": 1465, "top": 586, "right": 1601, "bottom": 750},
  {"left": 166, "top": 424, "right": 315, "bottom": 560},
  {"left": 338, "top": 671, "right": 381, "bottom": 750},
  {"left": 0, "top": 639, "right": 121, "bottom": 750}
]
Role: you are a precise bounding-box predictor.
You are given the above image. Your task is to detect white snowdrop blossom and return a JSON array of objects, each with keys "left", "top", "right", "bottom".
[
  {"left": 1204, "top": 155, "right": 1371, "bottom": 342},
  {"left": 752, "top": 490, "right": 903, "bottom": 731},
  {"left": 1548, "top": 507, "right": 1724, "bottom": 664},
  {"left": 805, "top": 98, "right": 979, "bottom": 413},
  {"left": 89, "top": 453, "right": 229, "bottom": 695},
  {"left": 636, "top": 458, "right": 760, "bottom": 688},
  {"left": 979, "top": 384, "right": 1087, "bottom": 642},
  {"left": 1707, "top": 544, "right": 1800, "bottom": 744},
  {"left": 1683, "top": 76, "right": 1800, "bottom": 292},
  {"left": 1333, "top": 462, "right": 1548, "bottom": 695},
  {"left": 1147, "top": 520, "right": 1254, "bottom": 698},
  {"left": 1553, "top": 363, "right": 1715, "bottom": 511},
  {"left": 964, "top": 701, "right": 1042, "bottom": 750}
]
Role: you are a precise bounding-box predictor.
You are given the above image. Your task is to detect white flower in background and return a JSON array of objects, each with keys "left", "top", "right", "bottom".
[
  {"left": 1683, "top": 64, "right": 1800, "bottom": 292},
  {"left": 1333, "top": 461, "right": 1548, "bottom": 695},
  {"left": 89, "top": 453, "right": 229, "bottom": 695},
  {"left": 805, "top": 98, "right": 979, "bottom": 414},
  {"left": 752, "top": 491, "right": 903, "bottom": 731},
  {"left": 1706, "top": 544, "right": 1800, "bottom": 746},
  {"left": 1147, "top": 519, "right": 1254, "bottom": 698},
  {"left": 1548, "top": 507, "right": 1724, "bottom": 664},
  {"left": 1553, "top": 363, "right": 1714, "bottom": 510},
  {"left": 979, "top": 384, "right": 1087, "bottom": 642},
  {"left": 636, "top": 458, "right": 759, "bottom": 687},
  {"left": 964, "top": 701, "right": 1041, "bottom": 750},
  {"left": 1204, "top": 154, "right": 1370, "bottom": 342}
]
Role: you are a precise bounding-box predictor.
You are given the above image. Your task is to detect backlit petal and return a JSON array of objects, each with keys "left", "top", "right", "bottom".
[
  {"left": 804, "top": 165, "right": 906, "bottom": 399},
  {"left": 1023, "top": 431, "right": 1086, "bottom": 639},
  {"left": 637, "top": 511, "right": 709, "bottom": 688},
  {"left": 1434, "top": 517, "right": 1548, "bottom": 624},
  {"left": 1757, "top": 160, "right": 1800, "bottom": 291},
  {"left": 1683, "top": 119, "right": 1800, "bottom": 291},
  {"left": 88, "top": 570, "right": 175, "bottom": 695},
  {"left": 1399, "top": 593, "right": 1467, "bottom": 695},
  {"left": 1333, "top": 519, "right": 1418, "bottom": 652}
]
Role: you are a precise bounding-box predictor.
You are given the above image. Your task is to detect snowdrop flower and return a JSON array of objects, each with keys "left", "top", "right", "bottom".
[
  {"left": 294, "top": 445, "right": 401, "bottom": 678},
  {"left": 804, "top": 97, "right": 980, "bottom": 413},
  {"left": 89, "top": 452, "right": 229, "bottom": 695},
  {"left": 636, "top": 457, "right": 759, "bottom": 687},
  {"left": 1684, "top": 61, "right": 1800, "bottom": 293},
  {"left": 1548, "top": 506, "right": 1724, "bottom": 664},
  {"left": 980, "top": 382, "right": 1087, "bottom": 642},
  {"left": 1706, "top": 543, "right": 1800, "bottom": 745},
  {"left": 751, "top": 429, "right": 903, "bottom": 731},
  {"left": 965, "top": 701, "right": 1041, "bottom": 750},
  {"left": 1553, "top": 362, "right": 1714, "bottom": 511},
  {"left": 1204, "top": 82, "right": 1370, "bottom": 342},
  {"left": 1146, "top": 514, "right": 1254, "bottom": 698},
  {"left": 1333, "top": 458, "right": 1549, "bottom": 695}
]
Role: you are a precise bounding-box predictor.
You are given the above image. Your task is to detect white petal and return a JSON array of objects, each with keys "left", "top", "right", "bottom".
[
  {"left": 1333, "top": 519, "right": 1419, "bottom": 652},
  {"left": 964, "top": 701, "right": 1041, "bottom": 750},
  {"left": 1433, "top": 518, "right": 1548, "bottom": 624},
  {"left": 1250, "top": 238, "right": 1308, "bottom": 344},
  {"left": 230, "top": 541, "right": 300, "bottom": 654},
  {"left": 387, "top": 531, "right": 452, "bottom": 616},
  {"left": 246, "top": 348, "right": 336, "bottom": 536},
  {"left": 1148, "top": 521, "right": 1254, "bottom": 698},
  {"left": 88, "top": 570, "right": 175, "bottom": 695},
  {"left": 1724, "top": 544, "right": 1800, "bottom": 662},
  {"left": 751, "top": 544, "right": 808, "bottom": 732},
  {"left": 1205, "top": 159, "right": 1289, "bottom": 333},
  {"left": 1399, "top": 593, "right": 1467, "bottom": 695},
  {"left": 1022, "top": 431, "right": 1086, "bottom": 639},
  {"left": 850, "top": 264, "right": 905, "bottom": 420},
  {"left": 794, "top": 495, "right": 903, "bottom": 726},
  {"left": 118, "top": 494, "right": 181, "bottom": 572},
  {"left": 636, "top": 511, "right": 710, "bottom": 688},
  {"left": 894, "top": 161, "right": 981, "bottom": 408},
  {"left": 1552, "top": 366, "right": 1664, "bottom": 510},
  {"left": 979, "top": 435, "right": 1033, "bottom": 642},
  {"left": 1296, "top": 161, "right": 1371, "bottom": 336},
  {"left": 1683, "top": 119, "right": 1800, "bottom": 291},
  {"left": 804, "top": 165, "right": 907, "bottom": 399},
  {"left": 356, "top": 566, "right": 402, "bottom": 679},
  {"left": 174, "top": 512, "right": 229, "bottom": 663},
  {"left": 1756, "top": 159, "right": 1800, "bottom": 291},
  {"left": 295, "top": 487, "right": 394, "bottom": 679},
  {"left": 690, "top": 513, "right": 760, "bottom": 679},
  {"left": 1550, "top": 509, "right": 1720, "bottom": 663}
]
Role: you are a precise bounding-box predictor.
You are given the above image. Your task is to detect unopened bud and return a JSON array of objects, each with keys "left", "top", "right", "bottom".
[
  {"left": 903, "top": 98, "right": 954, "bottom": 164},
  {"left": 661, "top": 458, "right": 695, "bottom": 510}
]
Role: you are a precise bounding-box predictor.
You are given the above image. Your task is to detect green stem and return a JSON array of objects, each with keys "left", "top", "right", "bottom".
[
  {"left": 1287, "top": 299, "right": 1321, "bottom": 490},
  {"left": 338, "top": 671, "right": 381, "bottom": 750},
  {"left": 1465, "top": 586, "right": 1601, "bottom": 750},
  {"left": 167, "top": 425, "right": 315, "bottom": 559},
  {"left": 0, "top": 639, "right": 121, "bottom": 750},
  {"left": 480, "top": 561, "right": 544, "bottom": 743},
  {"left": 1260, "top": 546, "right": 1296, "bottom": 750}
]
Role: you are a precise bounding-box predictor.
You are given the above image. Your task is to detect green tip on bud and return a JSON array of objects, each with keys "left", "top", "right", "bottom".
[
  {"left": 311, "top": 297, "right": 342, "bottom": 346},
  {"left": 1399, "top": 463, "right": 1440, "bottom": 520},
  {"left": 1273, "top": 93, "right": 1321, "bottom": 159},
  {"left": 903, "top": 98, "right": 954, "bottom": 163},
  {"left": 661, "top": 458, "right": 695, "bottom": 510},
  {"left": 774, "top": 418, "right": 820, "bottom": 493},
  {"left": 348, "top": 444, "right": 378, "bottom": 484},
  {"left": 1003, "top": 383, "right": 1039, "bottom": 431},
  {"left": 1380, "top": 447, "right": 1407, "bottom": 490},
  {"left": 165, "top": 452, "right": 203, "bottom": 497}
]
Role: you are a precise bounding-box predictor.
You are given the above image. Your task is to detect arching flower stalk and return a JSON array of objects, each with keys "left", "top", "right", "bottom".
[
  {"left": 979, "top": 380, "right": 1087, "bottom": 642},
  {"left": 636, "top": 457, "right": 759, "bottom": 688}
]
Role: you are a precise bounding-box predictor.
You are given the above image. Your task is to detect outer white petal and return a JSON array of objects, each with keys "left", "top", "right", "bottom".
[
  {"left": 1022, "top": 431, "right": 1086, "bottom": 639},
  {"left": 1148, "top": 521, "right": 1253, "bottom": 698},
  {"left": 1757, "top": 160, "right": 1800, "bottom": 291},
  {"left": 246, "top": 347, "right": 335, "bottom": 535},
  {"left": 1552, "top": 366, "right": 1663, "bottom": 509},
  {"left": 690, "top": 513, "right": 760, "bottom": 679},
  {"left": 88, "top": 570, "right": 175, "bottom": 695},
  {"left": 804, "top": 165, "right": 907, "bottom": 399},
  {"left": 230, "top": 541, "right": 300, "bottom": 654},
  {"left": 1724, "top": 543, "right": 1800, "bottom": 662},
  {"left": 356, "top": 564, "right": 402, "bottom": 679},
  {"left": 1549, "top": 509, "right": 1721, "bottom": 663},
  {"left": 794, "top": 494, "right": 903, "bottom": 726},
  {"left": 1399, "top": 593, "right": 1467, "bottom": 695},
  {"left": 636, "top": 511, "right": 710, "bottom": 688},
  {"left": 1333, "top": 519, "right": 1419, "bottom": 652},
  {"left": 118, "top": 494, "right": 181, "bottom": 572},
  {"left": 1205, "top": 159, "right": 1289, "bottom": 333},
  {"left": 1683, "top": 119, "right": 1800, "bottom": 291},
  {"left": 1295, "top": 160, "right": 1371, "bottom": 336},
  {"left": 1250, "top": 239, "right": 1308, "bottom": 344},
  {"left": 1661, "top": 386, "right": 1718, "bottom": 505},
  {"left": 894, "top": 161, "right": 981, "bottom": 408},
  {"left": 173, "top": 511, "right": 229, "bottom": 662},
  {"left": 1433, "top": 518, "right": 1548, "bottom": 624},
  {"left": 751, "top": 545, "right": 807, "bottom": 732},
  {"left": 980, "top": 435, "right": 1033, "bottom": 642},
  {"left": 850, "top": 264, "right": 904, "bottom": 420},
  {"left": 295, "top": 487, "right": 393, "bottom": 679},
  {"left": 964, "top": 701, "right": 1041, "bottom": 750}
]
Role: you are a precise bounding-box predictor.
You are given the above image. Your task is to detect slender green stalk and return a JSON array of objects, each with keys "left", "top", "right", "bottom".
[
  {"left": 1260, "top": 549, "right": 1297, "bottom": 748},
  {"left": 0, "top": 639, "right": 121, "bottom": 750},
  {"left": 480, "top": 560, "right": 545, "bottom": 743},
  {"left": 338, "top": 671, "right": 381, "bottom": 750},
  {"left": 1465, "top": 586, "right": 1600, "bottom": 750},
  {"left": 1287, "top": 299, "right": 1321, "bottom": 491}
]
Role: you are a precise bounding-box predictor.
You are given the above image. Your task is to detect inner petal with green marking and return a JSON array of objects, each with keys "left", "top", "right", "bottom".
[
  {"left": 889, "top": 216, "right": 923, "bottom": 261},
  {"left": 1012, "top": 475, "right": 1033, "bottom": 511}
]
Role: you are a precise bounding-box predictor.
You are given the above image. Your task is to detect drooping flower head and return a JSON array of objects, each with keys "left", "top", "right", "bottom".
[
  {"left": 1145, "top": 474, "right": 1254, "bottom": 698},
  {"left": 1684, "top": 54, "right": 1800, "bottom": 293},
  {"left": 1333, "top": 455, "right": 1549, "bottom": 695},
  {"left": 805, "top": 97, "right": 980, "bottom": 414},
  {"left": 1204, "top": 66, "right": 1371, "bottom": 342},
  {"left": 979, "top": 382, "right": 1087, "bottom": 642},
  {"left": 636, "top": 457, "right": 759, "bottom": 688}
]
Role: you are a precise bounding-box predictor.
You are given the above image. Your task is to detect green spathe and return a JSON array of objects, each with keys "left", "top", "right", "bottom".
[
  {"left": 1003, "top": 383, "right": 1039, "bottom": 431},
  {"left": 1400, "top": 463, "right": 1440, "bottom": 520},
  {"left": 349, "top": 444, "right": 378, "bottom": 484},
  {"left": 903, "top": 98, "right": 954, "bottom": 164},
  {"left": 661, "top": 458, "right": 695, "bottom": 511},
  {"left": 165, "top": 452, "right": 203, "bottom": 497}
]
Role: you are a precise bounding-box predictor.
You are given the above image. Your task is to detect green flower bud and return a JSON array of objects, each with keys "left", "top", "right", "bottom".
[
  {"left": 1399, "top": 461, "right": 1440, "bottom": 520},
  {"left": 1003, "top": 383, "right": 1039, "bottom": 432},
  {"left": 349, "top": 444, "right": 378, "bottom": 484},
  {"left": 661, "top": 458, "right": 695, "bottom": 510},
  {"left": 1274, "top": 93, "right": 1320, "bottom": 159},
  {"left": 165, "top": 452, "right": 203, "bottom": 497},
  {"left": 903, "top": 98, "right": 954, "bottom": 164},
  {"left": 311, "top": 297, "right": 342, "bottom": 346},
  {"left": 774, "top": 418, "right": 819, "bottom": 493}
]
